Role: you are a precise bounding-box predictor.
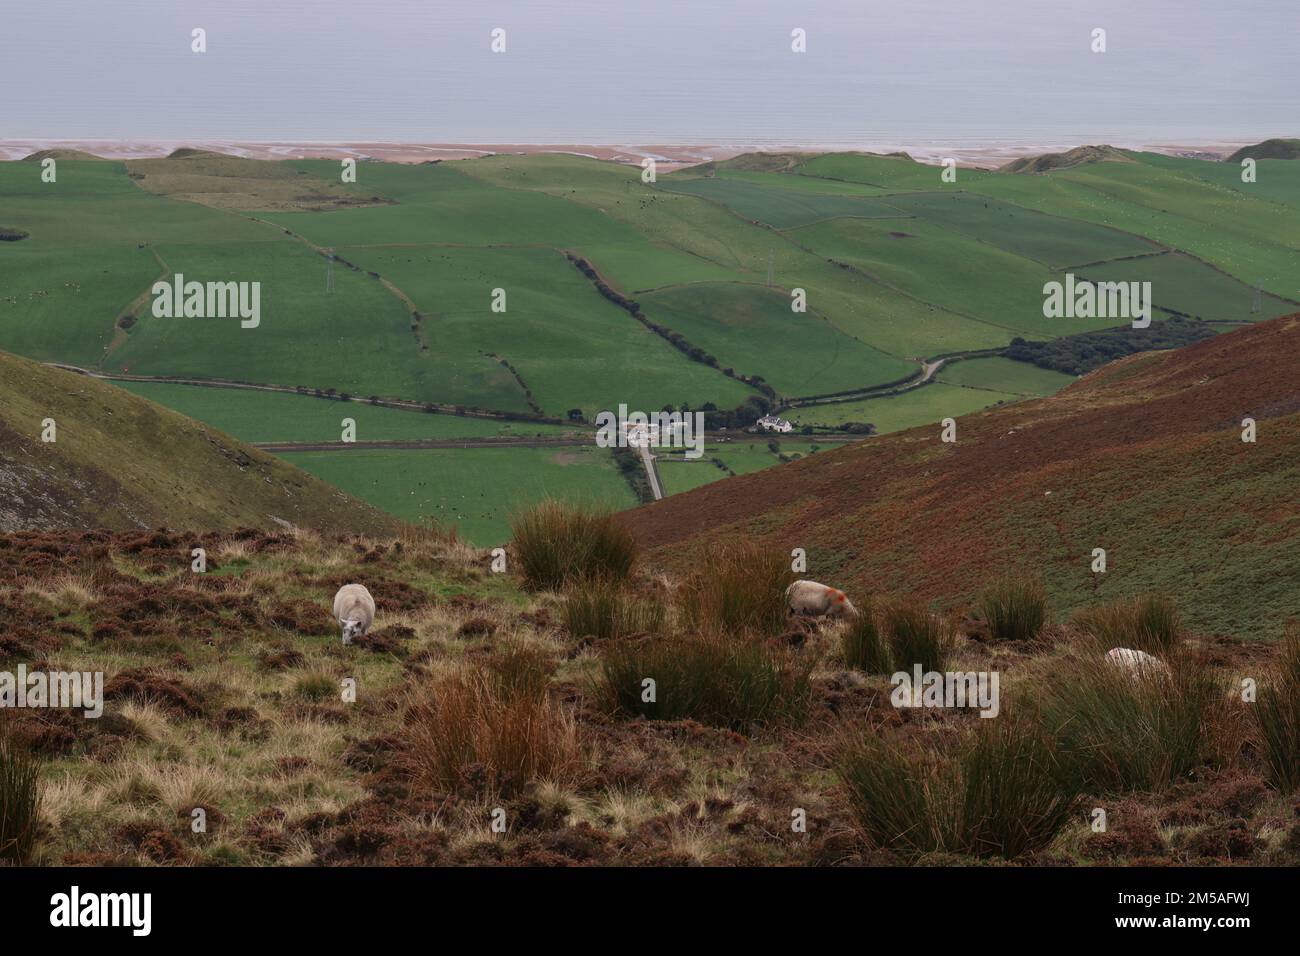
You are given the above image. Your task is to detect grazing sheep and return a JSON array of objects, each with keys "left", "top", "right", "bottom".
[
  {"left": 1105, "top": 647, "right": 1170, "bottom": 678},
  {"left": 332, "top": 584, "right": 375, "bottom": 645},
  {"left": 786, "top": 579, "right": 859, "bottom": 618}
]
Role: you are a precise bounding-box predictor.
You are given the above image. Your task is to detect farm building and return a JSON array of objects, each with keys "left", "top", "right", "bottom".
[{"left": 756, "top": 414, "right": 794, "bottom": 433}]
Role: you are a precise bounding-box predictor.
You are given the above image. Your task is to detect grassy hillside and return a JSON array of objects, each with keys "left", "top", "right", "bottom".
[
  {"left": 0, "top": 350, "right": 405, "bottom": 535},
  {"left": 279, "top": 445, "right": 637, "bottom": 545},
  {"left": 5, "top": 514, "right": 1299, "bottom": 868},
  {"left": 4, "top": 146, "right": 1298, "bottom": 525},
  {"left": 998, "top": 144, "right": 1134, "bottom": 174},
  {"left": 1227, "top": 138, "right": 1300, "bottom": 162},
  {"left": 622, "top": 316, "right": 1300, "bottom": 638},
  {"left": 116, "top": 382, "right": 578, "bottom": 442}
]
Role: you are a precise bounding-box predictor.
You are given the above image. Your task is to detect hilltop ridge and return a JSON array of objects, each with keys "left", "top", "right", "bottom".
[
  {"left": 0, "top": 350, "right": 407, "bottom": 535},
  {"left": 998, "top": 144, "right": 1133, "bottom": 173}
]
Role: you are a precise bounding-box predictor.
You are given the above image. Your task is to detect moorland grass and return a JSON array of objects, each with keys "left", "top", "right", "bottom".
[
  {"left": 597, "top": 630, "right": 812, "bottom": 732},
  {"left": 1253, "top": 624, "right": 1300, "bottom": 792},
  {"left": 838, "top": 715, "right": 1078, "bottom": 859},
  {"left": 1040, "top": 650, "right": 1219, "bottom": 793},
  {"left": 0, "top": 723, "right": 41, "bottom": 864},
  {"left": 840, "top": 602, "right": 892, "bottom": 674},
  {"left": 1073, "top": 594, "right": 1183, "bottom": 656},
  {"left": 675, "top": 541, "right": 793, "bottom": 638},
  {"left": 978, "top": 576, "right": 1049, "bottom": 643},
  {"left": 405, "top": 653, "right": 581, "bottom": 797},
  {"left": 509, "top": 499, "right": 637, "bottom": 592},
  {"left": 562, "top": 581, "right": 666, "bottom": 641},
  {"left": 879, "top": 601, "right": 955, "bottom": 673}
]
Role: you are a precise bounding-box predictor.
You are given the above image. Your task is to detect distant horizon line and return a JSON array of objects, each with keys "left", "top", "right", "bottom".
[
  {"left": 2, "top": 135, "right": 1284, "bottom": 168},
  {"left": 2, "top": 135, "right": 1278, "bottom": 147}
]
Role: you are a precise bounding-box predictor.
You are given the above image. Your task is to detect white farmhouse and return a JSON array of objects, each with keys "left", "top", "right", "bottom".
[{"left": 756, "top": 414, "right": 794, "bottom": 433}]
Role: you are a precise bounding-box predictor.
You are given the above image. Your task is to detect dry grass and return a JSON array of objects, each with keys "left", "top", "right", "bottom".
[
  {"left": 405, "top": 660, "right": 583, "bottom": 797},
  {"left": 509, "top": 499, "right": 637, "bottom": 592},
  {"left": 5, "top": 526, "right": 1296, "bottom": 868},
  {"left": 1073, "top": 593, "right": 1183, "bottom": 656},
  {"left": 676, "top": 541, "right": 793, "bottom": 638},
  {"left": 0, "top": 722, "right": 42, "bottom": 864},
  {"left": 1254, "top": 624, "right": 1300, "bottom": 792},
  {"left": 562, "top": 581, "right": 666, "bottom": 641}
]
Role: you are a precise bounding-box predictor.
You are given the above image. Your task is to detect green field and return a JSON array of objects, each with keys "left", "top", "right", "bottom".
[
  {"left": 878, "top": 190, "right": 1160, "bottom": 268},
  {"left": 117, "top": 382, "right": 579, "bottom": 442},
  {"left": 659, "top": 175, "right": 904, "bottom": 229},
  {"left": 654, "top": 439, "right": 818, "bottom": 495},
  {"left": 3, "top": 146, "right": 1293, "bottom": 536},
  {"left": 1075, "top": 251, "right": 1295, "bottom": 322},
  {"left": 791, "top": 382, "right": 1025, "bottom": 432},
  {"left": 279, "top": 445, "right": 637, "bottom": 545},
  {"left": 935, "top": 356, "right": 1078, "bottom": 396},
  {"left": 639, "top": 282, "right": 903, "bottom": 396}
]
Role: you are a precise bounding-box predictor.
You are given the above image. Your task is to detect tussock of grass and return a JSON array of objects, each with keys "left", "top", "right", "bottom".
[
  {"left": 676, "top": 541, "right": 793, "bottom": 638},
  {"left": 838, "top": 716, "right": 1078, "bottom": 859},
  {"left": 293, "top": 671, "right": 338, "bottom": 702},
  {"left": 1254, "top": 624, "right": 1300, "bottom": 792},
  {"left": 1040, "top": 650, "right": 1219, "bottom": 793},
  {"left": 1073, "top": 594, "right": 1182, "bottom": 655},
  {"left": 880, "top": 601, "right": 954, "bottom": 673},
  {"left": 841, "top": 602, "right": 891, "bottom": 673},
  {"left": 485, "top": 641, "right": 557, "bottom": 702},
  {"left": 563, "top": 582, "right": 665, "bottom": 641},
  {"left": 0, "top": 723, "right": 41, "bottom": 864},
  {"left": 406, "top": 663, "right": 581, "bottom": 797},
  {"left": 509, "top": 499, "right": 637, "bottom": 592},
  {"left": 597, "top": 630, "right": 812, "bottom": 732},
  {"left": 979, "top": 576, "right": 1048, "bottom": 642}
]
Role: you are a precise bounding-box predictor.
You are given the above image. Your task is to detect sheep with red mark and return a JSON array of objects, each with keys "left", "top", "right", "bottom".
[{"left": 786, "top": 579, "right": 859, "bottom": 619}]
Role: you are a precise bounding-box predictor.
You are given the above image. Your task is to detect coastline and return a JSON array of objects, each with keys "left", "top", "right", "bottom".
[{"left": 0, "top": 138, "right": 1254, "bottom": 168}]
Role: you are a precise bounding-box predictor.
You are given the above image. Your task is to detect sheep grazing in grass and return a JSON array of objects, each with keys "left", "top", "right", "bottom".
[
  {"left": 332, "top": 584, "right": 375, "bottom": 645},
  {"left": 787, "top": 579, "right": 859, "bottom": 619},
  {"left": 1105, "top": 647, "right": 1171, "bottom": 678}
]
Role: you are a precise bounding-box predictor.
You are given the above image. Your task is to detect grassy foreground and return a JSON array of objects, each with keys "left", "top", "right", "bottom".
[{"left": 2, "top": 522, "right": 1298, "bottom": 867}]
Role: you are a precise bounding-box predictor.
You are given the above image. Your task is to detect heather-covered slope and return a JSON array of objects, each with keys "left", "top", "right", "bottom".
[
  {"left": 0, "top": 350, "right": 406, "bottom": 535},
  {"left": 623, "top": 316, "right": 1300, "bottom": 638}
]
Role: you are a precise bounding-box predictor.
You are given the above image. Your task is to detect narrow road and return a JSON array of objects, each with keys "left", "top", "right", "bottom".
[
  {"left": 637, "top": 442, "right": 664, "bottom": 501},
  {"left": 918, "top": 357, "right": 945, "bottom": 383}
]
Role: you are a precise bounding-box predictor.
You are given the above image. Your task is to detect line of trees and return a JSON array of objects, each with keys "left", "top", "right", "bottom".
[
  {"left": 566, "top": 254, "right": 778, "bottom": 403},
  {"left": 1005, "top": 317, "right": 1217, "bottom": 375}
]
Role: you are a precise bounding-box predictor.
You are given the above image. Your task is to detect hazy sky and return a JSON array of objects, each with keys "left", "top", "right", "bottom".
[{"left": 6, "top": 0, "right": 1297, "bottom": 144}]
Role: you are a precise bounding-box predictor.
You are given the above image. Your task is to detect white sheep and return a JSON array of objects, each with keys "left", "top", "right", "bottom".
[
  {"left": 332, "top": 584, "right": 375, "bottom": 645},
  {"left": 786, "top": 579, "right": 859, "bottom": 618},
  {"left": 1105, "top": 647, "right": 1171, "bottom": 679}
]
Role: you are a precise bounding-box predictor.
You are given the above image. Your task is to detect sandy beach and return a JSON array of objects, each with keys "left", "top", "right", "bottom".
[{"left": 0, "top": 139, "right": 1251, "bottom": 168}]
